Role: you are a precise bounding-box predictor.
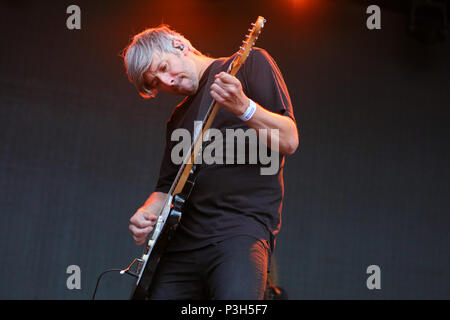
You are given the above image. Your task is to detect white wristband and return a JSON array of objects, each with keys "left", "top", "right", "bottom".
[{"left": 238, "top": 99, "right": 257, "bottom": 122}]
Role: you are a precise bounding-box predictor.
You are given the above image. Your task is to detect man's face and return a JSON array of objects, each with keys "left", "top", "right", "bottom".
[{"left": 143, "top": 51, "right": 199, "bottom": 96}]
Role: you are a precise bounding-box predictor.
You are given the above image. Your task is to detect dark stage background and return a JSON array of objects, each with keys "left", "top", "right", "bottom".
[{"left": 0, "top": 0, "right": 448, "bottom": 299}]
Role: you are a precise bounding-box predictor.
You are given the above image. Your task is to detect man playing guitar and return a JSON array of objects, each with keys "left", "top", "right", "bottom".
[{"left": 123, "top": 22, "right": 298, "bottom": 299}]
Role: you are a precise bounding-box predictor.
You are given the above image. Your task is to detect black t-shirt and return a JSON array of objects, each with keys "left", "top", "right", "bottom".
[{"left": 154, "top": 48, "right": 295, "bottom": 252}]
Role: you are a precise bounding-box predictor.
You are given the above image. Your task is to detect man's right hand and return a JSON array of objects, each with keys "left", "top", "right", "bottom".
[{"left": 129, "top": 208, "right": 158, "bottom": 246}]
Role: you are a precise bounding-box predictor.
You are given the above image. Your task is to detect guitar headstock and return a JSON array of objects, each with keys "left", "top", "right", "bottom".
[{"left": 230, "top": 16, "right": 266, "bottom": 75}]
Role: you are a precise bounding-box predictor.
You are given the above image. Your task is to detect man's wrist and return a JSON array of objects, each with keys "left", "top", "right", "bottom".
[{"left": 238, "top": 99, "right": 257, "bottom": 122}]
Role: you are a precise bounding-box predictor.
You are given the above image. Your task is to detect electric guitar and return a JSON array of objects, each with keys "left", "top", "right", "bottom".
[{"left": 128, "top": 16, "right": 266, "bottom": 300}]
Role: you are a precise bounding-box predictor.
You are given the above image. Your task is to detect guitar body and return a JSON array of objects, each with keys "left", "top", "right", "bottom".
[
  {"left": 130, "top": 168, "right": 196, "bottom": 300},
  {"left": 128, "top": 16, "right": 266, "bottom": 300},
  {"left": 130, "top": 205, "right": 180, "bottom": 300}
]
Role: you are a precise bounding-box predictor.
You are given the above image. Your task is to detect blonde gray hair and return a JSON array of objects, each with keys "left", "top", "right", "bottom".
[{"left": 122, "top": 25, "right": 200, "bottom": 98}]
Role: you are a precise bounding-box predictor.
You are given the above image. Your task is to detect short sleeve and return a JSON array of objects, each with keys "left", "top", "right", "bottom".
[{"left": 243, "top": 48, "right": 295, "bottom": 121}]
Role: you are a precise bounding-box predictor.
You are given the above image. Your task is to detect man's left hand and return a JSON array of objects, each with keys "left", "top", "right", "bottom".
[{"left": 210, "top": 72, "right": 250, "bottom": 116}]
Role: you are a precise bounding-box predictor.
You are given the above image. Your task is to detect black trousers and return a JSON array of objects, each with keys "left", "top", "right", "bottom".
[{"left": 147, "top": 235, "right": 270, "bottom": 300}]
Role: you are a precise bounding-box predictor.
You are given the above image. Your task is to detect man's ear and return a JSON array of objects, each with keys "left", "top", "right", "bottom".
[{"left": 172, "top": 38, "right": 187, "bottom": 55}]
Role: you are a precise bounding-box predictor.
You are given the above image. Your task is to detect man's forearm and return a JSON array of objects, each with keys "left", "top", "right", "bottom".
[
  {"left": 141, "top": 191, "right": 168, "bottom": 215},
  {"left": 246, "top": 102, "right": 299, "bottom": 156}
]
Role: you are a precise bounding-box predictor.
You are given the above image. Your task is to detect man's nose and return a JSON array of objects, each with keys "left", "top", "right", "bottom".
[{"left": 160, "top": 74, "right": 175, "bottom": 87}]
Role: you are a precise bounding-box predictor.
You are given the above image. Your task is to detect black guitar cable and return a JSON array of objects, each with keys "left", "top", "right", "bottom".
[{"left": 92, "top": 259, "right": 139, "bottom": 300}]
